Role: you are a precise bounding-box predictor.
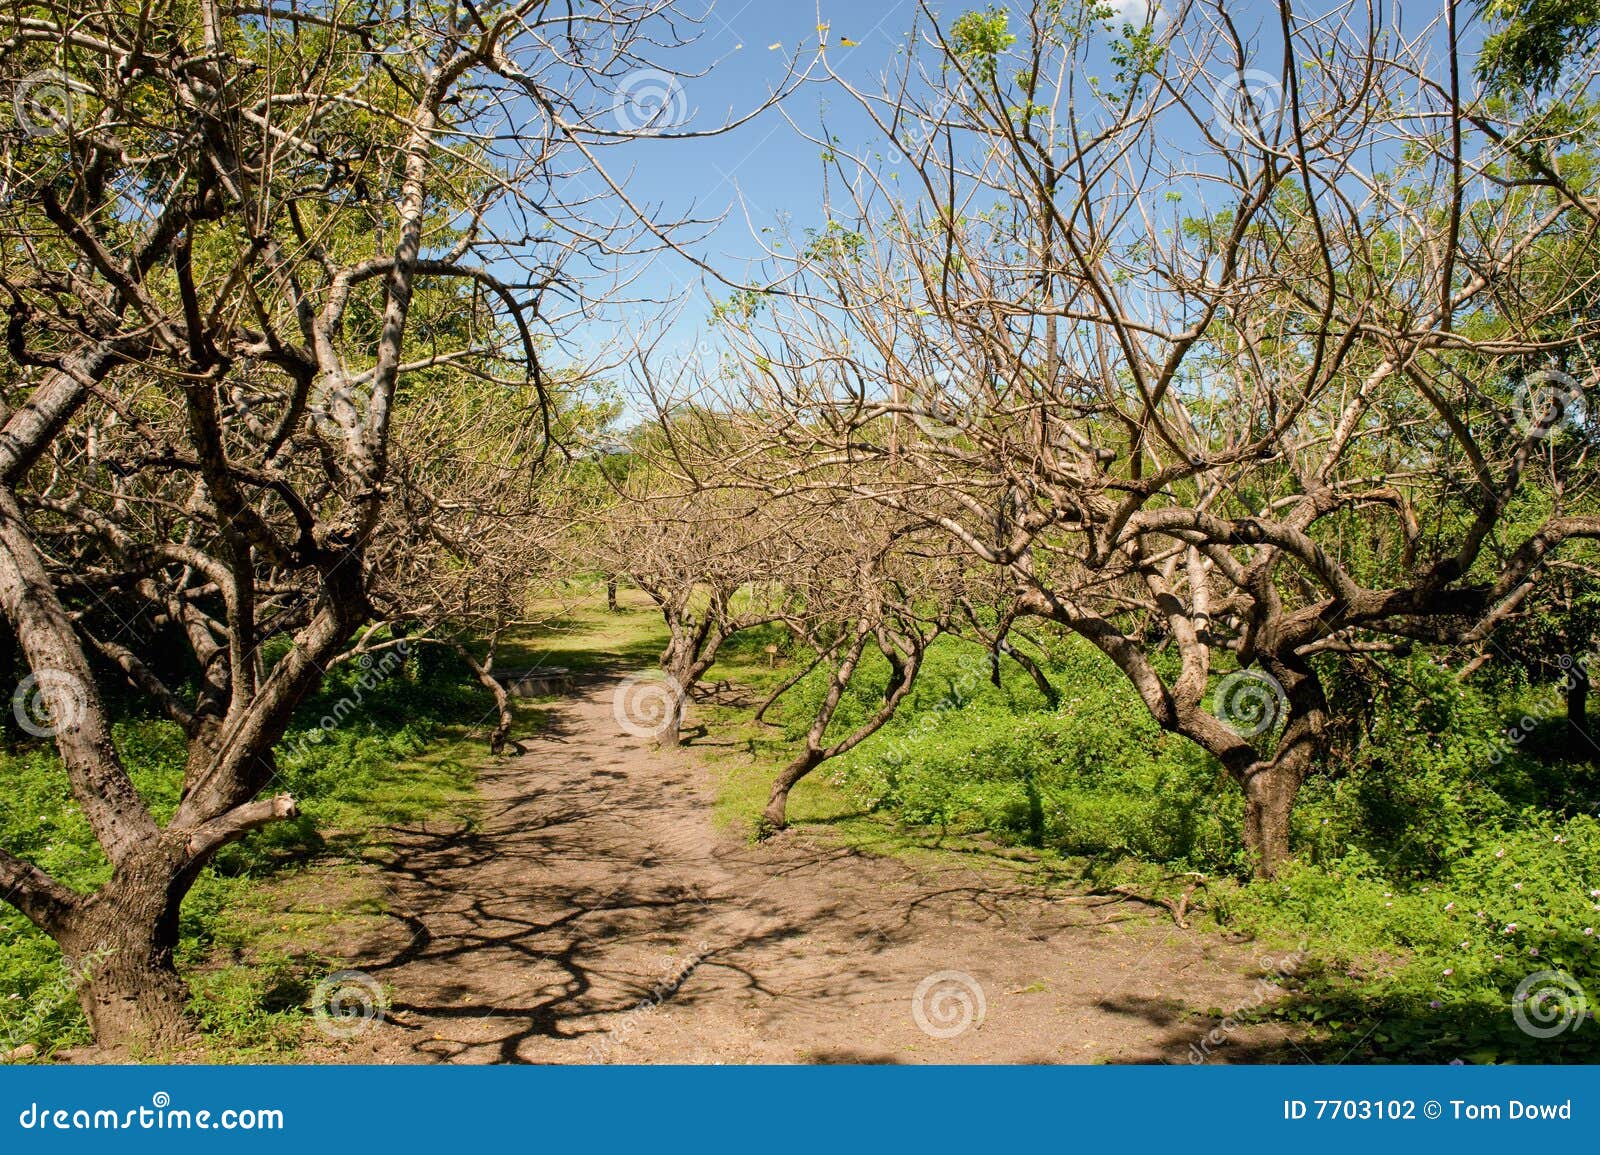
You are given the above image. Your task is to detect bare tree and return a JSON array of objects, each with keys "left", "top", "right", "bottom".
[
  {"left": 365, "top": 378, "right": 600, "bottom": 755},
  {"left": 0, "top": 0, "right": 799, "bottom": 1050},
  {"left": 756, "top": 499, "right": 957, "bottom": 831},
  {"left": 710, "top": 0, "right": 1600, "bottom": 875},
  {"left": 588, "top": 478, "right": 793, "bottom": 744}
]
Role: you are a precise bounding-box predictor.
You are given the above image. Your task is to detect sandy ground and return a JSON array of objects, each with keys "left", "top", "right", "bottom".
[{"left": 321, "top": 674, "right": 1302, "bottom": 1064}]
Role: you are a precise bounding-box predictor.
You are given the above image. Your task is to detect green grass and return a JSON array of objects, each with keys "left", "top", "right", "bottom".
[
  {"left": 494, "top": 583, "right": 669, "bottom": 675},
  {"left": 694, "top": 628, "right": 1600, "bottom": 1064},
  {"left": 12, "top": 582, "right": 1594, "bottom": 1065},
  {"left": 0, "top": 647, "right": 497, "bottom": 1061}
]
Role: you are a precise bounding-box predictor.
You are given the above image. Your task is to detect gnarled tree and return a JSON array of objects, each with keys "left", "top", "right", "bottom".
[
  {"left": 711, "top": 0, "right": 1600, "bottom": 875},
  {"left": 0, "top": 0, "right": 796, "bottom": 1050}
]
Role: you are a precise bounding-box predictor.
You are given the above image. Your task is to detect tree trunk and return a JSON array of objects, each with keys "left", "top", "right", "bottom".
[
  {"left": 606, "top": 578, "right": 619, "bottom": 612},
  {"left": 1227, "top": 659, "right": 1325, "bottom": 879},
  {"left": 655, "top": 658, "right": 690, "bottom": 747},
  {"left": 762, "top": 749, "right": 823, "bottom": 832},
  {"left": 1566, "top": 664, "right": 1591, "bottom": 758},
  {"left": 1241, "top": 759, "right": 1302, "bottom": 880},
  {"left": 760, "top": 627, "right": 927, "bottom": 834},
  {"left": 59, "top": 846, "right": 198, "bottom": 1057},
  {"left": 0, "top": 618, "right": 16, "bottom": 745},
  {"left": 451, "top": 640, "right": 514, "bottom": 754}
]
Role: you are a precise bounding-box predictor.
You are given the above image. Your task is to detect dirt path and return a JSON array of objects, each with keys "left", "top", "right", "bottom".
[{"left": 327, "top": 673, "right": 1296, "bottom": 1064}]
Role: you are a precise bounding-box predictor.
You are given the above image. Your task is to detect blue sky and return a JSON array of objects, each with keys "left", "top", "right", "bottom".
[
  {"left": 556, "top": 0, "right": 1497, "bottom": 404},
  {"left": 570, "top": 0, "right": 1165, "bottom": 370},
  {"left": 598, "top": 1, "right": 922, "bottom": 311}
]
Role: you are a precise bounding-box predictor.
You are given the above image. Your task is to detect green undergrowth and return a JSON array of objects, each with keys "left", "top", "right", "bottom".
[
  {"left": 700, "top": 629, "right": 1600, "bottom": 1063},
  {"left": 499, "top": 582, "right": 670, "bottom": 675},
  {"left": 0, "top": 643, "right": 501, "bottom": 1061}
]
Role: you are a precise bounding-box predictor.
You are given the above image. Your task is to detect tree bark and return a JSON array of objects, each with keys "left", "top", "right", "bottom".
[
  {"left": 761, "top": 624, "right": 931, "bottom": 832},
  {"left": 1567, "top": 663, "right": 1591, "bottom": 758},
  {"left": 58, "top": 843, "right": 199, "bottom": 1057},
  {"left": 762, "top": 749, "right": 823, "bottom": 831},
  {"left": 606, "top": 577, "right": 619, "bottom": 612},
  {"left": 657, "top": 650, "right": 692, "bottom": 747},
  {"left": 1241, "top": 761, "right": 1300, "bottom": 880},
  {"left": 451, "top": 640, "right": 514, "bottom": 755}
]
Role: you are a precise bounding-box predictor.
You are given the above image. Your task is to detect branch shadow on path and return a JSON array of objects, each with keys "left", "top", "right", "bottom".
[{"left": 328, "top": 674, "right": 1305, "bottom": 1064}]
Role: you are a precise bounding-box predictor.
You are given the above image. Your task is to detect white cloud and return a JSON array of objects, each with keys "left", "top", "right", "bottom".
[{"left": 1104, "top": 0, "right": 1169, "bottom": 28}]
